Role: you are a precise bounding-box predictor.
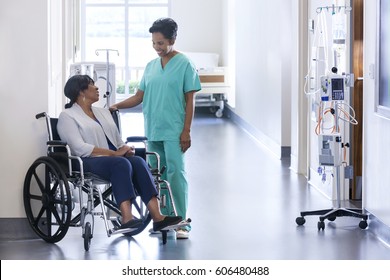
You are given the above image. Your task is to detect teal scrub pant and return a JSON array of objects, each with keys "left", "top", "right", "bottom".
[{"left": 147, "top": 140, "right": 190, "bottom": 231}]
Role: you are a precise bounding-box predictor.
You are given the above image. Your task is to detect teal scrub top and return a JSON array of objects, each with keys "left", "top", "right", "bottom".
[{"left": 139, "top": 53, "right": 201, "bottom": 141}]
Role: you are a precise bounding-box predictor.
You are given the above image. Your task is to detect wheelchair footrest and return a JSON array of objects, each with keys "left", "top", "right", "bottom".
[
  {"left": 110, "top": 226, "right": 140, "bottom": 236},
  {"left": 159, "top": 218, "right": 191, "bottom": 231}
]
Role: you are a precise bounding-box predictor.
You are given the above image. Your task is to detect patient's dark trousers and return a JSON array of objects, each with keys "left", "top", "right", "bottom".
[{"left": 81, "top": 155, "right": 157, "bottom": 206}]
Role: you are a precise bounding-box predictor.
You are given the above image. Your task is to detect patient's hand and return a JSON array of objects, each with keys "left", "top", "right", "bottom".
[
  {"left": 114, "top": 145, "right": 134, "bottom": 157},
  {"left": 125, "top": 145, "right": 136, "bottom": 157}
]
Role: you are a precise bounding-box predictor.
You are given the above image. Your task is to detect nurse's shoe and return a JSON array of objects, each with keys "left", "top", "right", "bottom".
[{"left": 176, "top": 228, "right": 190, "bottom": 239}]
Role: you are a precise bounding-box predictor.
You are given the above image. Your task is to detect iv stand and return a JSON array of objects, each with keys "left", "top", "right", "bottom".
[
  {"left": 296, "top": 68, "right": 369, "bottom": 231},
  {"left": 95, "top": 49, "right": 119, "bottom": 108}
]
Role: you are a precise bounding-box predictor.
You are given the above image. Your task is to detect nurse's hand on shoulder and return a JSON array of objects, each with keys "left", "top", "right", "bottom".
[{"left": 109, "top": 106, "right": 117, "bottom": 112}]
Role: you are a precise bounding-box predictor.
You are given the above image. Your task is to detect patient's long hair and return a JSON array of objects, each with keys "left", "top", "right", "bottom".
[{"left": 64, "top": 75, "right": 94, "bottom": 109}]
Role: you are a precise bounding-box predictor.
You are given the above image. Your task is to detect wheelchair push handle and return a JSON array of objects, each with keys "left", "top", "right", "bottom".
[
  {"left": 36, "top": 112, "right": 47, "bottom": 119},
  {"left": 126, "top": 136, "right": 148, "bottom": 142}
]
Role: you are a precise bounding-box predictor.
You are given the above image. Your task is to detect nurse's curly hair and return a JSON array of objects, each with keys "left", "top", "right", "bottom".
[
  {"left": 149, "top": 18, "right": 178, "bottom": 40},
  {"left": 64, "top": 75, "right": 94, "bottom": 109}
]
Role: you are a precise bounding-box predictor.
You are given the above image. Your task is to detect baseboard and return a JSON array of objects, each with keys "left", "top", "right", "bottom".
[
  {"left": 0, "top": 218, "right": 38, "bottom": 240},
  {"left": 224, "top": 106, "right": 290, "bottom": 159},
  {"left": 281, "top": 146, "right": 291, "bottom": 158},
  {"left": 366, "top": 213, "right": 390, "bottom": 247}
]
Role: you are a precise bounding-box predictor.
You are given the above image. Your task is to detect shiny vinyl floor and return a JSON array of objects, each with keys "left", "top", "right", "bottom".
[{"left": 1, "top": 108, "right": 390, "bottom": 260}]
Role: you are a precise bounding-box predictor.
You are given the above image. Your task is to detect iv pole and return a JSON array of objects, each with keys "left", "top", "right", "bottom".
[
  {"left": 295, "top": 3, "right": 368, "bottom": 231},
  {"left": 296, "top": 68, "right": 368, "bottom": 230},
  {"left": 95, "top": 49, "right": 119, "bottom": 108}
]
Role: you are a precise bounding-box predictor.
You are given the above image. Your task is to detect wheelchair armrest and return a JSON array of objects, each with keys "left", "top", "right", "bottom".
[
  {"left": 47, "top": 140, "right": 67, "bottom": 146},
  {"left": 126, "top": 136, "right": 148, "bottom": 143},
  {"left": 46, "top": 141, "right": 83, "bottom": 178}
]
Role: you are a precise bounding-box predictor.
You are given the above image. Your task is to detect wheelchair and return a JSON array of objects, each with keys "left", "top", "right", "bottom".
[{"left": 23, "top": 111, "right": 190, "bottom": 251}]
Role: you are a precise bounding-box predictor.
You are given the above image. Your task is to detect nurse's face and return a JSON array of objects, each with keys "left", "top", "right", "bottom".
[{"left": 152, "top": 32, "right": 175, "bottom": 57}]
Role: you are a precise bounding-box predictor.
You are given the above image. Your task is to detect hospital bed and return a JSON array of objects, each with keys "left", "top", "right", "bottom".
[
  {"left": 185, "top": 52, "right": 229, "bottom": 118},
  {"left": 197, "top": 67, "right": 229, "bottom": 118}
]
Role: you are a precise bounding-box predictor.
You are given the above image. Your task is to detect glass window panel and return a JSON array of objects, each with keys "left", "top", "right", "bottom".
[
  {"left": 86, "top": 0, "right": 124, "bottom": 4},
  {"left": 128, "top": 0, "right": 168, "bottom": 4},
  {"left": 85, "top": 7, "right": 124, "bottom": 38},
  {"left": 84, "top": 7, "right": 125, "bottom": 65},
  {"left": 86, "top": 0, "right": 167, "bottom": 4},
  {"left": 81, "top": 1, "right": 169, "bottom": 97},
  {"left": 128, "top": 7, "right": 168, "bottom": 67}
]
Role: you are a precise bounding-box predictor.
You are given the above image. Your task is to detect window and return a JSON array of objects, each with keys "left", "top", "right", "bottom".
[
  {"left": 80, "top": 0, "right": 169, "bottom": 98},
  {"left": 376, "top": 0, "right": 390, "bottom": 119}
]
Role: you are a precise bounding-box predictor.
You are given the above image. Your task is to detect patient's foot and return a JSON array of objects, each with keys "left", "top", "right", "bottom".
[
  {"left": 153, "top": 216, "right": 182, "bottom": 231},
  {"left": 120, "top": 218, "right": 142, "bottom": 229}
]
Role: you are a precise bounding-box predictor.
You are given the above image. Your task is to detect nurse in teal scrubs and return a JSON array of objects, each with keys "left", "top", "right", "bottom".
[{"left": 112, "top": 18, "right": 201, "bottom": 239}]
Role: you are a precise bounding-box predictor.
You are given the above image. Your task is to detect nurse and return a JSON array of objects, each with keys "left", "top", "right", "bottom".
[{"left": 111, "top": 18, "right": 201, "bottom": 239}]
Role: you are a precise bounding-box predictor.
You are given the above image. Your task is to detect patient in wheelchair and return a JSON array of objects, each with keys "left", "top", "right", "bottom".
[{"left": 57, "top": 74, "right": 182, "bottom": 232}]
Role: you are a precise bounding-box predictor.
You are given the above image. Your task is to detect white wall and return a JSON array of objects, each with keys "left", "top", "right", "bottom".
[
  {"left": 223, "top": 0, "right": 292, "bottom": 158},
  {"left": 0, "top": 0, "right": 49, "bottom": 217},
  {"left": 363, "top": 1, "right": 390, "bottom": 225},
  {"left": 290, "top": 1, "right": 309, "bottom": 175},
  {"left": 170, "top": 0, "right": 223, "bottom": 64}
]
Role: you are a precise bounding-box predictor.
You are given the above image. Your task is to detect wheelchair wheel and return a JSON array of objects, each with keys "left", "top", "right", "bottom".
[
  {"left": 23, "top": 156, "right": 72, "bottom": 243},
  {"left": 83, "top": 222, "right": 92, "bottom": 251}
]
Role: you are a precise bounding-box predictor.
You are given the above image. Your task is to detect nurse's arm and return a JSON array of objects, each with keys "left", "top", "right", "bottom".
[
  {"left": 111, "top": 89, "right": 144, "bottom": 110},
  {"left": 183, "top": 91, "right": 196, "bottom": 133}
]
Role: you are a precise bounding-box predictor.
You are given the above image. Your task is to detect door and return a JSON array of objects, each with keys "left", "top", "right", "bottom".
[{"left": 351, "top": 0, "right": 364, "bottom": 199}]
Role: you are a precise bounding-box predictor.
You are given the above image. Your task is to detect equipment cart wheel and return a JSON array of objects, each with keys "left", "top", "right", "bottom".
[
  {"left": 209, "top": 107, "right": 217, "bottom": 114},
  {"left": 317, "top": 221, "right": 325, "bottom": 230},
  {"left": 296, "top": 217, "right": 306, "bottom": 226},
  {"left": 83, "top": 222, "right": 92, "bottom": 251},
  {"left": 23, "top": 156, "right": 72, "bottom": 243},
  {"left": 359, "top": 220, "right": 368, "bottom": 229},
  {"left": 215, "top": 109, "right": 223, "bottom": 118}
]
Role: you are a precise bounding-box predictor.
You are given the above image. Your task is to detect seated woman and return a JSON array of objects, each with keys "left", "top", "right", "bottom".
[{"left": 57, "top": 74, "right": 182, "bottom": 232}]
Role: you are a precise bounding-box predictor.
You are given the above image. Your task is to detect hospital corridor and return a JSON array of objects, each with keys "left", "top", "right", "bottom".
[{"left": 1, "top": 108, "right": 390, "bottom": 260}]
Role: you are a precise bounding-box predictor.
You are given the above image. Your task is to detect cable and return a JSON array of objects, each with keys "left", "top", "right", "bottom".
[{"left": 336, "top": 102, "right": 358, "bottom": 125}]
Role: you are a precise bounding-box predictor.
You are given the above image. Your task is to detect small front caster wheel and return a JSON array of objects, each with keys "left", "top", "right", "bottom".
[
  {"left": 359, "top": 220, "right": 368, "bottom": 229},
  {"left": 83, "top": 222, "right": 92, "bottom": 251},
  {"left": 317, "top": 221, "right": 325, "bottom": 230},
  {"left": 296, "top": 217, "right": 306, "bottom": 226}
]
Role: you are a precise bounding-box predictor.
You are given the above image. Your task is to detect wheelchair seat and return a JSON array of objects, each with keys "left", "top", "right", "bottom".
[{"left": 23, "top": 111, "right": 189, "bottom": 251}]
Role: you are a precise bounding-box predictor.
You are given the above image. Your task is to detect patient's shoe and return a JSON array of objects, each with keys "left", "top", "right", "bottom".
[
  {"left": 119, "top": 218, "right": 142, "bottom": 229},
  {"left": 153, "top": 216, "right": 182, "bottom": 232}
]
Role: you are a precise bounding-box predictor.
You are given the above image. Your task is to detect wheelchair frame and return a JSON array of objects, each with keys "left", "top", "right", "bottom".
[{"left": 23, "top": 111, "right": 189, "bottom": 251}]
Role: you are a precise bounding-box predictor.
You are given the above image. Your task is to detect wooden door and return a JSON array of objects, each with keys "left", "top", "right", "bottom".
[{"left": 351, "top": 0, "right": 364, "bottom": 199}]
